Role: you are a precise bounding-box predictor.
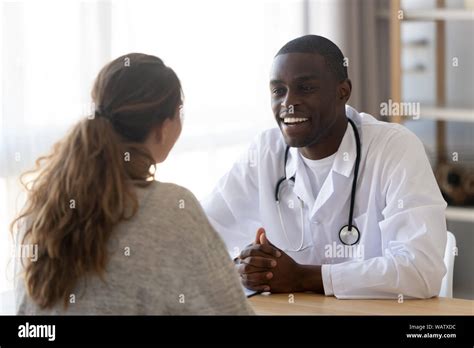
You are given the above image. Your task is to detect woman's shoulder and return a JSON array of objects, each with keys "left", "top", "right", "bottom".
[
  {"left": 136, "top": 181, "right": 218, "bottom": 244},
  {"left": 137, "top": 181, "right": 205, "bottom": 223},
  {"left": 144, "top": 181, "right": 199, "bottom": 206}
]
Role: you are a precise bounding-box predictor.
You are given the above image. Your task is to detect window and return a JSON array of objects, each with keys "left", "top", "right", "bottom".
[{"left": 0, "top": 0, "right": 304, "bottom": 292}]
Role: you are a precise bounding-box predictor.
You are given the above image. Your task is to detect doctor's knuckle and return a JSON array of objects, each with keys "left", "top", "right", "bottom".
[
  {"left": 246, "top": 256, "right": 258, "bottom": 265},
  {"left": 248, "top": 273, "right": 262, "bottom": 281},
  {"left": 244, "top": 249, "right": 255, "bottom": 258},
  {"left": 242, "top": 264, "right": 252, "bottom": 273},
  {"left": 245, "top": 278, "right": 264, "bottom": 287},
  {"left": 256, "top": 244, "right": 270, "bottom": 253}
]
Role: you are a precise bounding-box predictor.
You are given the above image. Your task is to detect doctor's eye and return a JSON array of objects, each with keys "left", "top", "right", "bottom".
[
  {"left": 272, "top": 87, "right": 286, "bottom": 97},
  {"left": 300, "top": 84, "right": 319, "bottom": 93}
]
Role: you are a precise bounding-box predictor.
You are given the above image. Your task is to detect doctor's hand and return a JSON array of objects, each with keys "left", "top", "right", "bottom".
[
  {"left": 237, "top": 228, "right": 324, "bottom": 293},
  {"left": 236, "top": 228, "right": 282, "bottom": 292}
]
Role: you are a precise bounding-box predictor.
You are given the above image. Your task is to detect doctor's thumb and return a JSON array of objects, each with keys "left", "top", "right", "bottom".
[
  {"left": 255, "top": 227, "right": 265, "bottom": 244},
  {"left": 259, "top": 232, "right": 270, "bottom": 245}
]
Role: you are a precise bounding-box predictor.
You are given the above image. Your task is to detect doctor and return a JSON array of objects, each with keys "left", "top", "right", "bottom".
[{"left": 202, "top": 35, "right": 447, "bottom": 299}]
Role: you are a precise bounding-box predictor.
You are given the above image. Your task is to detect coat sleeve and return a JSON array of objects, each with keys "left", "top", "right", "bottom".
[
  {"left": 325, "top": 129, "right": 447, "bottom": 299},
  {"left": 201, "top": 136, "right": 262, "bottom": 258}
]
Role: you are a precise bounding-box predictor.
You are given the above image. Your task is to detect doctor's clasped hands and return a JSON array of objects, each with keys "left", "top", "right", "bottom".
[{"left": 237, "top": 228, "right": 324, "bottom": 293}]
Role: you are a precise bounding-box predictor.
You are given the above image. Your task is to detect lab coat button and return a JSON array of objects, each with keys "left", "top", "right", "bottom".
[{"left": 312, "top": 220, "right": 320, "bottom": 225}]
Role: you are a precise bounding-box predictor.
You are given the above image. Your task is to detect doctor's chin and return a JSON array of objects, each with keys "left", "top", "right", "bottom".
[{"left": 1, "top": 0, "right": 472, "bottom": 346}]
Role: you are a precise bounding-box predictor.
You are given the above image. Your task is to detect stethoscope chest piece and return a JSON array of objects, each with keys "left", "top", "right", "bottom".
[{"left": 338, "top": 225, "right": 361, "bottom": 246}]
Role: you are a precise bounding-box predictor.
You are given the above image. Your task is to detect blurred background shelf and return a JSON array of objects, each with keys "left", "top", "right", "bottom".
[
  {"left": 405, "top": 9, "right": 474, "bottom": 20},
  {"left": 420, "top": 107, "right": 474, "bottom": 122},
  {"left": 446, "top": 206, "right": 474, "bottom": 222},
  {"left": 387, "top": 0, "right": 474, "bottom": 300},
  {"left": 378, "top": 8, "right": 474, "bottom": 20}
]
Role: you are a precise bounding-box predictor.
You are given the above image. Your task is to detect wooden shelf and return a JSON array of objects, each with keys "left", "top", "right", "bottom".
[
  {"left": 446, "top": 206, "right": 474, "bottom": 223},
  {"left": 404, "top": 9, "right": 474, "bottom": 21},
  {"left": 378, "top": 9, "right": 474, "bottom": 21},
  {"left": 420, "top": 107, "right": 474, "bottom": 122}
]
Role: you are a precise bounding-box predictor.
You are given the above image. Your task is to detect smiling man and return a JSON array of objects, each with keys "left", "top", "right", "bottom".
[{"left": 202, "top": 35, "right": 448, "bottom": 299}]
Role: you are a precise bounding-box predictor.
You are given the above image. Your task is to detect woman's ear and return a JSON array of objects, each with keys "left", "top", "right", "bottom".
[
  {"left": 150, "top": 117, "right": 176, "bottom": 144},
  {"left": 148, "top": 115, "right": 182, "bottom": 163},
  {"left": 157, "top": 116, "right": 180, "bottom": 146}
]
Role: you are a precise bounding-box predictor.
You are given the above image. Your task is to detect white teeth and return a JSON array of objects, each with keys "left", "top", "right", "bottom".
[{"left": 283, "top": 117, "right": 309, "bottom": 124}]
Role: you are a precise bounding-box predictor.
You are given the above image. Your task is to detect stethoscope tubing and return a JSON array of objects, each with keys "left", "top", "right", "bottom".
[{"left": 275, "top": 117, "right": 361, "bottom": 249}]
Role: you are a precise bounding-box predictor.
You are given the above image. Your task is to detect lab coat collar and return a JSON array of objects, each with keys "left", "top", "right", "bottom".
[
  {"left": 284, "top": 105, "right": 361, "bottom": 216},
  {"left": 285, "top": 105, "right": 360, "bottom": 180}
]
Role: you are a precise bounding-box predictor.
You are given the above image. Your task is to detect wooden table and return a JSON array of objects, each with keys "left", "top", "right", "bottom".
[{"left": 249, "top": 293, "right": 474, "bottom": 315}]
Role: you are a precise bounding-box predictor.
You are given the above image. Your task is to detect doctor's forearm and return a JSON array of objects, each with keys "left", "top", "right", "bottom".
[{"left": 298, "top": 264, "right": 324, "bottom": 293}]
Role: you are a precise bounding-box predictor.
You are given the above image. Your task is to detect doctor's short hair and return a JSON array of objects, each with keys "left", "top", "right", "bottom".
[{"left": 276, "top": 35, "right": 348, "bottom": 82}]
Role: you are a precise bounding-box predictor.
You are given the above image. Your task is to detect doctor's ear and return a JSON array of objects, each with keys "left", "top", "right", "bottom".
[{"left": 337, "top": 78, "right": 352, "bottom": 103}]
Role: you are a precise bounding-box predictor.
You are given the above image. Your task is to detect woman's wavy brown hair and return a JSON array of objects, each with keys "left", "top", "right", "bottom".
[{"left": 10, "top": 53, "right": 182, "bottom": 309}]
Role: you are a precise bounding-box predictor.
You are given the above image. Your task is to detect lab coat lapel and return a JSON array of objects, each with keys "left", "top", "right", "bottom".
[
  {"left": 286, "top": 148, "right": 315, "bottom": 206},
  {"left": 311, "top": 119, "right": 358, "bottom": 220},
  {"left": 283, "top": 113, "right": 360, "bottom": 220},
  {"left": 311, "top": 169, "right": 335, "bottom": 217}
]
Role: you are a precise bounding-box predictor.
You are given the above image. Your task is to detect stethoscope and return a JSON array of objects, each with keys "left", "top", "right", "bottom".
[{"left": 275, "top": 118, "right": 361, "bottom": 251}]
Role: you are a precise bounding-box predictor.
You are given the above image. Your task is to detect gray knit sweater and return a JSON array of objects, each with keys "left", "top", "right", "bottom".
[{"left": 15, "top": 182, "right": 253, "bottom": 315}]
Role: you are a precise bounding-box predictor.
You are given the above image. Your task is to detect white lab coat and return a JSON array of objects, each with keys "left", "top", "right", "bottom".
[{"left": 202, "top": 105, "right": 447, "bottom": 299}]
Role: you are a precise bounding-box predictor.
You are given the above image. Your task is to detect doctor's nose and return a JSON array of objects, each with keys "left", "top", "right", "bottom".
[{"left": 281, "top": 91, "right": 301, "bottom": 111}]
